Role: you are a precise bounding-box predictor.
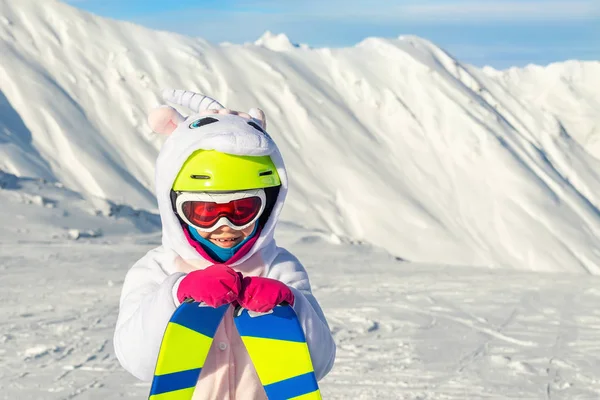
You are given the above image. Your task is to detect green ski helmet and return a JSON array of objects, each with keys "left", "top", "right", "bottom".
[{"left": 172, "top": 149, "right": 281, "bottom": 192}]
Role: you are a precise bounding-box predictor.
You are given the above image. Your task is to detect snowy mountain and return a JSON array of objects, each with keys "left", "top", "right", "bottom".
[{"left": 2, "top": 0, "right": 600, "bottom": 273}]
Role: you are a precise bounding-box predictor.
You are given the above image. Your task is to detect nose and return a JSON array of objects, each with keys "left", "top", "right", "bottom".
[{"left": 215, "top": 225, "right": 234, "bottom": 233}]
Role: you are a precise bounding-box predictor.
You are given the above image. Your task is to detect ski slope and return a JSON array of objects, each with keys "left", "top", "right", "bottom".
[
  {"left": 2, "top": 0, "right": 600, "bottom": 272},
  {"left": 2, "top": 201, "right": 600, "bottom": 399}
]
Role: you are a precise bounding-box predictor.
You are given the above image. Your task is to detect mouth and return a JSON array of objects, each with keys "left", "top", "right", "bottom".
[{"left": 210, "top": 237, "right": 242, "bottom": 247}]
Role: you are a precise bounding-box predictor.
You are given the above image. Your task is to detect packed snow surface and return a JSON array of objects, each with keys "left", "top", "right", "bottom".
[{"left": 2, "top": 218, "right": 600, "bottom": 399}]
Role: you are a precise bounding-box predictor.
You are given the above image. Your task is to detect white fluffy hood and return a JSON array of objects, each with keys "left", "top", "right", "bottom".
[{"left": 151, "top": 94, "right": 288, "bottom": 266}]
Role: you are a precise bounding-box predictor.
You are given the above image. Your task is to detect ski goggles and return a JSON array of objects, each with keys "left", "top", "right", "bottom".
[{"left": 174, "top": 189, "right": 266, "bottom": 232}]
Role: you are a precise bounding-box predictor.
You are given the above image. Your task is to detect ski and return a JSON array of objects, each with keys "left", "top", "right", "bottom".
[
  {"left": 149, "top": 301, "right": 229, "bottom": 399},
  {"left": 233, "top": 304, "right": 322, "bottom": 400}
]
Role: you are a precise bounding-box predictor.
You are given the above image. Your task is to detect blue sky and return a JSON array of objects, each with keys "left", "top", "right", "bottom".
[{"left": 66, "top": 0, "right": 599, "bottom": 69}]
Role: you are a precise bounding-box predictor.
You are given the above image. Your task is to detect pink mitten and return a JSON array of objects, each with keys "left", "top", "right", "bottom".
[
  {"left": 176, "top": 264, "right": 242, "bottom": 307},
  {"left": 239, "top": 276, "right": 295, "bottom": 313}
]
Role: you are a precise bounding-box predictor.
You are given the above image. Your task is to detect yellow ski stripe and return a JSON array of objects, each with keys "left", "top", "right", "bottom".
[
  {"left": 154, "top": 322, "right": 214, "bottom": 375},
  {"left": 240, "top": 336, "right": 314, "bottom": 385},
  {"left": 149, "top": 386, "right": 195, "bottom": 400},
  {"left": 289, "top": 389, "right": 322, "bottom": 400}
]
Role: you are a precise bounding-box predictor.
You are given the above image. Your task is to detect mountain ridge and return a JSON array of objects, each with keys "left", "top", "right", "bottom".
[{"left": 1, "top": 0, "right": 600, "bottom": 272}]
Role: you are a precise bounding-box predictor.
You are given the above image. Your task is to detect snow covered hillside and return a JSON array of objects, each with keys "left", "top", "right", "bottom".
[
  {"left": 2, "top": 0, "right": 600, "bottom": 273},
  {"left": 0, "top": 170, "right": 160, "bottom": 243}
]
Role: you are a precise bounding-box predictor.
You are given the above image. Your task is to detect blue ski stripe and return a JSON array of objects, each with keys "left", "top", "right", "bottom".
[
  {"left": 174, "top": 302, "right": 229, "bottom": 338},
  {"left": 235, "top": 306, "right": 305, "bottom": 342},
  {"left": 263, "top": 372, "right": 319, "bottom": 400},
  {"left": 150, "top": 368, "right": 202, "bottom": 395}
]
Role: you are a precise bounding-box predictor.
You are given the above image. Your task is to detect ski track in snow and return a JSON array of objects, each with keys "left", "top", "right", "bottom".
[{"left": 2, "top": 229, "right": 600, "bottom": 399}]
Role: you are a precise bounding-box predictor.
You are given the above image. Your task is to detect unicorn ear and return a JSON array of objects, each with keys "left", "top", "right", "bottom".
[
  {"left": 248, "top": 108, "right": 266, "bottom": 130},
  {"left": 147, "top": 105, "right": 185, "bottom": 135}
]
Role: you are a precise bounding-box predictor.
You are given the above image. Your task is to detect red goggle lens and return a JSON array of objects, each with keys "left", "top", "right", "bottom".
[{"left": 181, "top": 196, "right": 262, "bottom": 228}]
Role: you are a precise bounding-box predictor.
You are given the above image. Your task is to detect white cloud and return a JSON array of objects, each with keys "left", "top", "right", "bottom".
[
  {"left": 399, "top": 1, "right": 600, "bottom": 21},
  {"left": 241, "top": 0, "right": 599, "bottom": 22}
]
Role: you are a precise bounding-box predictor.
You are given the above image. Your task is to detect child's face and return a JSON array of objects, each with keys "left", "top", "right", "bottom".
[{"left": 195, "top": 222, "right": 257, "bottom": 248}]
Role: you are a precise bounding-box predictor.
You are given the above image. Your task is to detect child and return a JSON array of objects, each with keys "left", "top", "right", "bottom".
[{"left": 113, "top": 89, "right": 336, "bottom": 399}]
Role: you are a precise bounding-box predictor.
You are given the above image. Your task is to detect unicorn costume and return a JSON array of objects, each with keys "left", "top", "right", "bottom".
[{"left": 113, "top": 89, "right": 336, "bottom": 399}]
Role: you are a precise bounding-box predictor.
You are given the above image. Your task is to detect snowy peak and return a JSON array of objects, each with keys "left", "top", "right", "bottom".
[{"left": 254, "top": 31, "right": 300, "bottom": 51}]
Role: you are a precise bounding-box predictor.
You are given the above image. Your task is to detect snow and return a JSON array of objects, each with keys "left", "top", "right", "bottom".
[
  {"left": 3, "top": 219, "right": 600, "bottom": 399},
  {"left": 0, "top": 170, "right": 160, "bottom": 242},
  {"left": 2, "top": 0, "right": 600, "bottom": 398},
  {"left": 482, "top": 60, "right": 600, "bottom": 158},
  {"left": 254, "top": 31, "right": 300, "bottom": 52}
]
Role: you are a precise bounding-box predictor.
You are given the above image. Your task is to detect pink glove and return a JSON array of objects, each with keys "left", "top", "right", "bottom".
[
  {"left": 238, "top": 276, "right": 295, "bottom": 313},
  {"left": 176, "top": 264, "right": 242, "bottom": 307}
]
